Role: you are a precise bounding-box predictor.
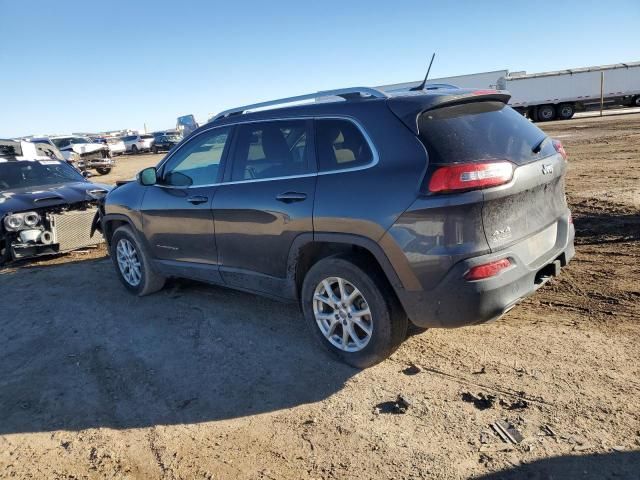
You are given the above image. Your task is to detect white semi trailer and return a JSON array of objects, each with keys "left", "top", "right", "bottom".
[
  {"left": 499, "top": 62, "right": 640, "bottom": 121},
  {"left": 378, "top": 61, "right": 640, "bottom": 122}
]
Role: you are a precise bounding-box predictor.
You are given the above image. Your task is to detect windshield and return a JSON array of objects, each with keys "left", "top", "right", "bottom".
[
  {"left": 52, "top": 137, "right": 89, "bottom": 148},
  {"left": 0, "top": 160, "right": 85, "bottom": 190}
]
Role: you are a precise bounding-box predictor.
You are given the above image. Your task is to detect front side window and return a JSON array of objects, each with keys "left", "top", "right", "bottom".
[
  {"left": 315, "top": 119, "right": 373, "bottom": 172},
  {"left": 160, "top": 127, "right": 230, "bottom": 187},
  {"left": 230, "top": 120, "right": 311, "bottom": 181}
]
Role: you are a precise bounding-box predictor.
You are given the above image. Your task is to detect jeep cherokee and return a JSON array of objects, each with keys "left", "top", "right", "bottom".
[{"left": 100, "top": 86, "right": 574, "bottom": 368}]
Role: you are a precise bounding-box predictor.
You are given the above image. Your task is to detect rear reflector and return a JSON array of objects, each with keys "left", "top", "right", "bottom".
[
  {"left": 428, "top": 162, "right": 514, "bottom": 193},
  {"left": 553, "top": 139, "right": 568, "bottom": 160},
  {"left": 465, "top": 258, "right": 512, "bottom": 281}
]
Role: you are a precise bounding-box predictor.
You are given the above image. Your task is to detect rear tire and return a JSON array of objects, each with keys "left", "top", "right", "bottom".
[
  {"left": 152, "top": 146, "right": 159, "bottom": 154},
  {"left": 111, "top": 225, "right": 165, "bottom": 296},
  {"left": 301, "top": 255, "right": 408, "bottom": 368},
  {"left": 131, "top": 145, "right": 138, "bottom": 154},
  {"left": 633, "top": 96, "right": 640, "bottom": 107},
  {"left": 537, "top": 104, "right": 556, "bottom": 122},
  {"left": 96, "top": 167, "right": 111, "bottom": 175},
  {"left": 557, "top": 103, "right": 575, "bottom": 120}
]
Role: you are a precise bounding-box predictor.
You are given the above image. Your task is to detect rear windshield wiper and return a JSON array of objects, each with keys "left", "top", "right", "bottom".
[{"left": 532, "top": 136, "right": 548, "bottom": 154}]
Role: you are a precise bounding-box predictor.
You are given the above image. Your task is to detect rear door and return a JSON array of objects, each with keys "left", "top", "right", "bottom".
[
  {"left": 213, "top": 119, "right": 315, "bottom": 294},
  {"left": 418, "top": 101, "right": 568, "bottom": 254},
  {"left": 140, "top": 127, "right": 232, "bottom": 279}
]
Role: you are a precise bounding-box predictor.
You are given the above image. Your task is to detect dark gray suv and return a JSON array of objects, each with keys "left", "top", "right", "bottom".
[{"left": 100, "top": 87, "right": 574, "bottom": 368}]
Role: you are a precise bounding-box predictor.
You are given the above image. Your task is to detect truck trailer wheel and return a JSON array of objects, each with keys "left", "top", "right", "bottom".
[
  {"left": 558, "top": 103, "right": 575, "bottom": 120},
  {"left": 537, "top": 105, "right": 556, "bottom": 122}
]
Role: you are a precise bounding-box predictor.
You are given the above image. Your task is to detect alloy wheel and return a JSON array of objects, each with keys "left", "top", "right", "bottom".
[
  {"left": 116, "top": 238, "right": 142, "bottom": 286},
  {"left": 313, "top": 277, "right": 373, "bottom": 352}
]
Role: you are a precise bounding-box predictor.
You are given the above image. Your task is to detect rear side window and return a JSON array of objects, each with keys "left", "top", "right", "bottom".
[
  {"left": 230, "top": 120, "right": 311, "bottom": 181},
  {"left": 418, "top": 101, "right": 556, "bottom": 165},
  {"left": 315, "top": 119, "right": 373, "bottom": 172}
]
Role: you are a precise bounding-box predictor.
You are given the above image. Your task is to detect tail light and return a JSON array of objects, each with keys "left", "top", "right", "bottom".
[
  {"left": 553, "top": 139, "right": 568, "bottom": 160},
  {"left": 471, "top": 89, "right": 498, "bottom": 96},
  {"left": 428, "top": 161, "right": 514, "bottom": 194},
  {"left": 465, "top": 258, "right": 512, "bottom": 281}
]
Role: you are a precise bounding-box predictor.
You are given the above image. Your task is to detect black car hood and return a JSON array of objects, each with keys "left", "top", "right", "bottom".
[{"left": 0, "top": 181, "right": 111, "bottom": 215}]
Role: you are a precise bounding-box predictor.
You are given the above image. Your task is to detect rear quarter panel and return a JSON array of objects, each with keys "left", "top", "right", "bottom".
[{"left": 313, "top": 102, "right": 427, "bottom": 242}]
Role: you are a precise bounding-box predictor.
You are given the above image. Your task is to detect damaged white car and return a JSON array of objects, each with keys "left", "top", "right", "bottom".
[
  {"left": 31, "top": 136, "right": 116, "bottom": 175},
  {"left": 0, "top": 139, "right": 111, "bottom": 265}
]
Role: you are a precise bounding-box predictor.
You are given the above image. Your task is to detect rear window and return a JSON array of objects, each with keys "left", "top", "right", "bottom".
[
  {"left": 315, "top": 119, "right": 373, "bottom": 172},
  {"left": 418, "top": 101, "right": 555, "bottom": 165}
]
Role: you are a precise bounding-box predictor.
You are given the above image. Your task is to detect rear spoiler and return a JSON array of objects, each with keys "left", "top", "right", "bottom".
[{"left": 387, "top": 89, "right": 512, "bottom": 135}]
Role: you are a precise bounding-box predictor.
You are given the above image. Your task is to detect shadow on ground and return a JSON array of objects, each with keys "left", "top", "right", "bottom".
[
  {"left": 474, "top": 450, "right": 640, "bottom": 480},
  {"left": 0, "top": 258, "right": 355, "bottom": 435},
  {"left": 573, "top": 208, "right": 640, "bottom": 245}
]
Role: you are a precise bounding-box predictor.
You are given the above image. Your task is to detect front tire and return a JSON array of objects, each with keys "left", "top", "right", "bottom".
[
  {"left": 96, "top": 167, "right": 111, "bottom": 175},
  {"left": 301, "top": 255, "right": 408, "bottom": 368},
  {"left": 111, "top": 226, "right": 165, "bottom": 296},
  {"left": 131, "top": 145, "right": 138, "bottom": 155},
  {"left": 152, "top": 146, "right": 158, "bottom": 154}
]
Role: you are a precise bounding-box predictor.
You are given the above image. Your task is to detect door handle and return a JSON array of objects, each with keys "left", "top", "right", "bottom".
[
  {"left": 187, "top": 195, "right": 208, "bottom": 205},
  {"left": 276, "top": 192, "right": 307, "bottom": 203}
]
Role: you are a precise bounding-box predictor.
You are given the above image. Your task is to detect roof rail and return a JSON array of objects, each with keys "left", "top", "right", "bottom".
[{"left": 209, "top": 87, "right": 388, "bottom": 122}]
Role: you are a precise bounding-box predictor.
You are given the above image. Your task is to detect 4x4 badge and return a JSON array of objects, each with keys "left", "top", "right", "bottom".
[{"left": 542, "top": 164, "right": 553, "bottom": 175}]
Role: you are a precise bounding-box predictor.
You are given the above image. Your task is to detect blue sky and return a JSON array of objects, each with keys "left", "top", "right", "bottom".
[{"left": 1, "top": 0, "right": 638, "bottom": 137}]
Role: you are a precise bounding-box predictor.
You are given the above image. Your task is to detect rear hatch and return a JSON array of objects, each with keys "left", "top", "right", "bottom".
[{"left": 417, "top": 100, "right": 568, "bottom": 258}]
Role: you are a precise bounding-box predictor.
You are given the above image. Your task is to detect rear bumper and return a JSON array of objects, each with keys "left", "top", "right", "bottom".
[{"left": 397, "top": 218, "right": 575, "bottom": 328}]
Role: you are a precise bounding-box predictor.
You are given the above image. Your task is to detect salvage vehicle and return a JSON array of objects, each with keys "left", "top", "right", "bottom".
[
  {"left": 151, "top": 131, "right": 181, "bottom": 154},
  {"left": 0, "top": 139, "right": 110, "bottom": 265},
  {"left": 122, "top": 134, "right": 154, "bottom": 154},
  {"left": 33, "top": 136, "right": 116, "bottom": 175},
  {"left": 107, "top": 137, "right": 126, "bottom": 156},
  {"left": 100, "top": 86, "right": 575, "bottom": 368}
]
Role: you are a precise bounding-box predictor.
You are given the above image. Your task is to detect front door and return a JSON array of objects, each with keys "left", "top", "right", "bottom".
[
  {"left": 214, "top": 119, "right": 315, "bottom": 294},
  {"left": 140, "top": 126, "right": 232, "bottom": 277}
]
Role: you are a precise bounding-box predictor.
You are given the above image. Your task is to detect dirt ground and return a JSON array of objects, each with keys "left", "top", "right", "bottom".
[{"left": 1, "top": 114, "right": 639, "bottom": 479}]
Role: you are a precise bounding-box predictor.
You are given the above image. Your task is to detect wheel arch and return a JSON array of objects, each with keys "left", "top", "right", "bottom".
[
  {"left": 287, "top": 233, "right": 406, "bottom": 301},
  {"left": 102, "top": 213, "right": 137, "bottom": 246}
]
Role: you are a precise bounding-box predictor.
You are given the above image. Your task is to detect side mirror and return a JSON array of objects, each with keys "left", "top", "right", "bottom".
[{"left": 138, "top": 167, "right": 157, "bottom": 186}]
